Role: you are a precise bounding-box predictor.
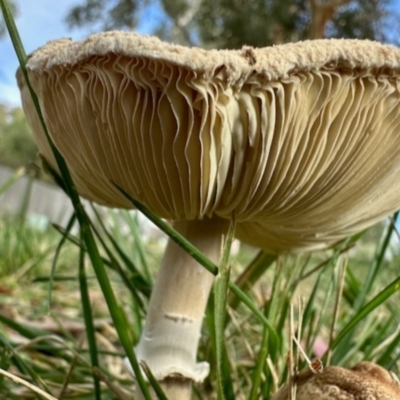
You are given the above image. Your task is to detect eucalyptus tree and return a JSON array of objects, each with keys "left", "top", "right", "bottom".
[{"left": 65, "top": 0, "right": 398, "bottom": 47}]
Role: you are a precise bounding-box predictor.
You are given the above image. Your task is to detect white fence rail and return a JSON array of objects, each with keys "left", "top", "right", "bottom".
[
  {"left": 0, "top": 164, "right": 76, "bottom": 226},
  {"left": 0, "top": 164, "right": 164, "bottom": 240}
]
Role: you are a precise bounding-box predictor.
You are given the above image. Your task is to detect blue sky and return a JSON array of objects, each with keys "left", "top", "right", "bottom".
[{"left": 0, "top": 1, "right": 161, "bottom": 107}]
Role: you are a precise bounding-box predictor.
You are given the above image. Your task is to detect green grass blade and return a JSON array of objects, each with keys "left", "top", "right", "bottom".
[
  {"left": 17, "top": 171, "right": 33, "bottom": 221},
  {"left": 90, "top": 207, "right": 143, "bottom": 277},
  {"left": 302, "top": 272, "right": 332, "bottom": 359},
  {"left": 0, "top": 313, "right": 75, "bottom": 365},
  {"left": 89, "top": 220, "right": 149, "bottom": 309},
  {"left": 249, "top": 322, "right": 269, "bottom": 400},
  {"left": 0, "top": 167, "right": 24, "bottom": 195},
  {"left": 48, "top": 213, "right": 76, "bottom": 308},
  {"left": 52, "top": 223, "right": 150, "bottom": 303},
  {"left": 205, "top": 292, "right": 235, "bottom": 400},
  {"left": 376, "top": 327, "right": 400, "bottom": 366},
  {"left": 353, "top": 212, "right": 399, "bottom": 311},
  {"left": 74, "top": 229, "right": 150, "bottom": 397},
  {"left": 0, "top": 0, "right": 27, "bottom": 64},
  {"left": 228, "top": 251, "right": 276, "bottom": 310},
  {"left": 330, "top": 275, "right": 400, "bottom": 351},
  {"left": 343, "top": 267, "right": 361, "bottom": 305},
  {"left": 90, "top": 206, "right": 151, "bottom": 297},
  {"left": 0, "top": 349, "right": 9, "bottom": 389},
  {"left": 0, "top": 332, "right": 51, "bottom": 397},
  {"left": 56, "top": 222, "right": 149, "bottom": 394},
  {"left": 214, "top": 221, "right": 235, "bottom": 400},
  {"left": 326, "top": 256, "right": 347, "bottom": 365},
  {"left": 119, "top": 187, "right": 218, "bottom": 275},
  {"left": 301, "top": 272, "right": 323, "bottom": 338},
  {"left": 121, "top": 209, "right": 152, "bottom": 281},
  {"left": 78, "top": 232, "right": 101, "bottom": 400},
  {"left": 0, "top": 313, "right": 49, "bottom": 339},
  {"left": 141, "top": 362, "right": 168, "bottom": 400},
  {"left": 364, "top": 319, "right": 393, "bottom": 360}
]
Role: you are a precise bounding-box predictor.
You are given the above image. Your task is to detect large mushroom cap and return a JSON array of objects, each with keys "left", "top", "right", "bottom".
[{"left": 17, "top": 32, "right": 400, "bottom": 252}]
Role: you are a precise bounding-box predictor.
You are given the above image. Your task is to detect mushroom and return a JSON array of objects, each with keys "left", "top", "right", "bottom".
[
  {"left": 17, "top": 32, "right": 400, "bottom": 398},
  {"left": 271, "top": 361, "right": 400, "bottom": 399}
]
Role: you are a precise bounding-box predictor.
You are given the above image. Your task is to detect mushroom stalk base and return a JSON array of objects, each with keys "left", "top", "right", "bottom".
[
  {"left": 137, "top": 378, "right": 192, "bottom": 400},
  {"left": 133, "top": 217, "right": 228, "bottom": 399}
]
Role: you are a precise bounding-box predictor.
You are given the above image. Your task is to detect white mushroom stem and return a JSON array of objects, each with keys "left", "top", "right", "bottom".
[{"left": 135, "top": 217, "right": 228, "bottom": 399}]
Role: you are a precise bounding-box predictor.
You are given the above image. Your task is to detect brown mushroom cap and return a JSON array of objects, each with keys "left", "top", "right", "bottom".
[
  {"left": 277, "top": 362, "right": 400, "bottom": 399},
  {"left": 17, "top": 32, "right": 400, "bottom": 252}
]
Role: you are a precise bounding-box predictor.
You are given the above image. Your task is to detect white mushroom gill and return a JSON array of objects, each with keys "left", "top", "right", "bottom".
[{"left": 19, "top": 35, "right": 400, "bottom": 252}]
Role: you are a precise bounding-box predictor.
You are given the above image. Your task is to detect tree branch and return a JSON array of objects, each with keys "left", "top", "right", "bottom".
[{"left": 309, "top": 0, "right": 352, "bottom": 39}]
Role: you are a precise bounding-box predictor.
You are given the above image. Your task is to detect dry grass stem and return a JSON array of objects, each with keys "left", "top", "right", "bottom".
[
  {"left": 0, "top": 368, "right": 58, "bottom": 400},
  {"left": 327, "top": 255, "right": 348, "bottom": 365}
]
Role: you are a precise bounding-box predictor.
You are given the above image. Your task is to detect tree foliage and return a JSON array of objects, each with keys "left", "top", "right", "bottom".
[
  {"left": 0, "top": 104, "right": 38, "bottom": 169},
  {"left": 65, "top": 0, "right": 146, "bottom": 31},
  {"left": 327, "top": 0, "right": 393, "bottom": 42},
  {"left": 64, "top": 0, "right": 399, "bottom": 48}
]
